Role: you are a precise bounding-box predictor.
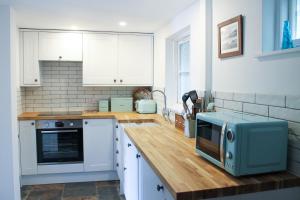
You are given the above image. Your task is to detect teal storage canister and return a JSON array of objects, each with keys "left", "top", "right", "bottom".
[
  {"left": 99, "top": 100, "right": 109, "bottom": 112},
  {"left": 111, "top": 98, "right": 133, "bottom": 112}
]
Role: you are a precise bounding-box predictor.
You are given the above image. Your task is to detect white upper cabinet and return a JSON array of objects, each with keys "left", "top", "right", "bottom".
[
  {"left": 118, "top": 34, "right": 153, "bottom": 86},
  {"left": 83, "top": 33, "right": 154, "bottom": 86},
  {"left": 83, "top": 33, "right": 118, "bottom": 85},
  {"left": 83, "top": 119, "right": 114, "bottom": 172},
  {"left": 39, "top": 32, "right": 83, "bottom": 61},
  {"left": 21, "top": 32, "right": 40, "bottom": 86}
]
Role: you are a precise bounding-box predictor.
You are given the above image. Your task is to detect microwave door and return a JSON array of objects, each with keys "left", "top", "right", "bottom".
[{"left": 196, "top": 121, "right": 223, "bottom": 163}]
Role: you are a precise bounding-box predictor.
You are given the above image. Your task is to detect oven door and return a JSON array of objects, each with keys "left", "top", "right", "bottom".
[
  {"left": 36, "top": 128, "right": 83, "bottom": 164},
  {"left": 196, "top": 120, "right": 226, "bottom": 166}
]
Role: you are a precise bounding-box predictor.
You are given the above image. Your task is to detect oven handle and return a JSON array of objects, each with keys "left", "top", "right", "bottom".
[
  {"left": 40, "top": 130, "right": 78, "bottom": 134},
  {"left": 220, "top": 122, "right": 227, "bottom": 167}
]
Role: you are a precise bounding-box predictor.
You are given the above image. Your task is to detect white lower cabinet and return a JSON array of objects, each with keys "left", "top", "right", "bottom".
[
  {"left": 83, "top": 119, "right": 114, "bottom": 172},
  {"left": 115, "top": 123, "right": 125, "bottom": 194},
  {"left": 19, "top": 120, "right": 37, "bottom": 175},
  {"left": 123, "top": 133, "right": 139, "bottom": 200},
  {"left": 119, "top": 127, "right": 174, "bottom": 200}
]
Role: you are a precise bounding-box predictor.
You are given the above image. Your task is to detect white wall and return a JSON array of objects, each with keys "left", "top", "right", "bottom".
[
  {"left": 0, "top": 5, "right": 21, "bottom": 200},
  {"left": 212, "top": 0, "right": 300, "bottom": 95},
  {"left": 154, "top": 0, "right": 211, "bottom": 93}
]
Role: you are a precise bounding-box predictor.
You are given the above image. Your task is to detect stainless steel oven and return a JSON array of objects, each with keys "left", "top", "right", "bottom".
[{"left": 36, "top": 120, "right": 83, "bottom": 164}]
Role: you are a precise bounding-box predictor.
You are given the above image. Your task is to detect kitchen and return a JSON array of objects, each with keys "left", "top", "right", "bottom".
[{"left": 1, "top": 0, "right": 300, "bottom": 200}]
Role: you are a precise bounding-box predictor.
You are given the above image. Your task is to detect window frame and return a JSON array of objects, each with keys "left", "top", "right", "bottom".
[
  {"left": 176, "top": 36, "right": 190, "bottom": 103},
  {"left": 293, "top": 0, "right": 300, "bottom": 46}
]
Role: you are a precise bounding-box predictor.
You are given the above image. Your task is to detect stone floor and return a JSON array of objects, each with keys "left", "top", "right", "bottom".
[{"left": 21, "top": 181, "right": 126, "bottom": 200}]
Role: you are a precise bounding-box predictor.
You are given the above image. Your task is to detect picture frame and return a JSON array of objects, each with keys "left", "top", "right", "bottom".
[{"left": 218, "top": 15, "right": 243, "bottom": 58}]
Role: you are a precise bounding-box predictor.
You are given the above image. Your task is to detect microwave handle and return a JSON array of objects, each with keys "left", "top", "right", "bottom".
[{"left": 220, "top": 122, "right": 227, "bottom": 167}]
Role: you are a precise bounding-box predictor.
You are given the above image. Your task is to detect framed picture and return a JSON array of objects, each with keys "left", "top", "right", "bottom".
[{"left": 218, "top": 15, "right": 243, "bottom": 58}]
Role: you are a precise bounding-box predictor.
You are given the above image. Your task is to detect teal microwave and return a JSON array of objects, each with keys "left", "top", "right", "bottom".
[{"left": 196, "top": 111, "right": 288, "bottom": 176}]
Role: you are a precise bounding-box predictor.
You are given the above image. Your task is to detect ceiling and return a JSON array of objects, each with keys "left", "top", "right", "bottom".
[{"left": 1, "top": 0, "right": 197, "bottom": 32}]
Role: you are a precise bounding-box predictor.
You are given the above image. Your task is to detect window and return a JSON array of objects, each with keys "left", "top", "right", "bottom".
[
  {"left": 294, "top": 0, "right": 300, "bottom": 46},
  {"left": 297, "top": 0, "right": 300, "bottom": 38},
  {"left": 165, "top": 26, "right": 191, "bottom": 106},
  {"left": 177, "top": 37, "right": 190, "bottom": 103},
  {"left": 262, "top": 0, "right": 300, "bottom": 52}
]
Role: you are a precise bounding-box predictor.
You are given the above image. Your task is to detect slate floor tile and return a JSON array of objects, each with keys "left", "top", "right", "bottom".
[
  {"left": 26, "top": 189, "right": 62, "bottom": 200},
  {"left": 63, "top": 182, "right": 97, "bottom": 197}
]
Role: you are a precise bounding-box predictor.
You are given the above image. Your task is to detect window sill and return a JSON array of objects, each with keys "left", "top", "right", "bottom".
[{"left": 257, "top": 47, "right": 300, "bottom": 59}]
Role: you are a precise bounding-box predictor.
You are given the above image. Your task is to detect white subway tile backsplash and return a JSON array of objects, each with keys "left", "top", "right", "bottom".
[
  {"left": 22, "top": 61, "right": 138, "bottom": 112},
  {"left": 269, "top": 106, "right": 300, "bottom": 123},
  {"left": 233, "top": 93, "right": 255, "bottom": 103},
  {"left": 214, "top": 99, "right": 224, "bottom": 108},
  {"left": 215, "top": 91, "right": 234, "bottom": 100},
  {"left": 286, "top": 96, "right": 300, "bottom": 110},
  {"left": 223, "top": 100, "right": 243, "bottom": 111},
  {"left": 243, "top": 103, "right": 268, "bottom": 116},
  {"left": 256, "top": 94, "right": 285, "bottom": 107}
]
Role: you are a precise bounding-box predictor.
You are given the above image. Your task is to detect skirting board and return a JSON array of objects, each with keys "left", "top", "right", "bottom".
[{"left": 21, "top": 171, "right": 119, "bottom": 186}]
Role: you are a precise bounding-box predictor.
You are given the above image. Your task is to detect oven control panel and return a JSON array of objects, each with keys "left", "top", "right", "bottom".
[{"left": 36, "top": 120, "right": 83, "bottom": 129}]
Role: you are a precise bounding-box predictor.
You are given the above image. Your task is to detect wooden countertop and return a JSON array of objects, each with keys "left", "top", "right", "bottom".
[
  {"left": 18, "top": 112, "right": 300, "bottom": 199},
  {"left": 124, "top": 118, "right": 300, "bottom": 200},
  {"left": 17, "top": 112, "right": 158, "bottom": 123}
]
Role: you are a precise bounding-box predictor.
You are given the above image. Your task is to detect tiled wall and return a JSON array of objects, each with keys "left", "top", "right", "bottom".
[
  {"left": 22, "top": 62, "right": 138, "bottom": 112},
  {"left": 213, "top": 91, "right": 300, "bottom": 176},
  {"left": 17, "top": 87, "right": 25, "bottom": 114}
]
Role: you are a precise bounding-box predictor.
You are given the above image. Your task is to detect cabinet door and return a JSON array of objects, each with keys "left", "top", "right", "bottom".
[
  {"left": 118, "top": 34, "right": 153, "bottom": 86},
  {"left": 139, "top": 155, "right": 164, "bottom": 200},
  {"left": 39, "top": 32, "right": 82, "bottom": 61},
  {"left": 19, "top": 120, "right": 37, "bottom": 175},
  {"left": 21, "top": 32, "right": 40, "bottom": 86},
  {"left": 123, "top": 133, "right": 139, "bottom": 200},
  {"left": 83, "top": 119, "right": 114, "bottom": 172},
  {"left": 82, "top": 33, "right": 118, "bottom": 85}
]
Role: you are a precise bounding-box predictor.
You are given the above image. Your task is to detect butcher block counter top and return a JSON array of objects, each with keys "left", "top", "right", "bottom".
[
  {"left": 18, "top": 111, "right": 158, "bottom": 122},
  {"left": 18, "top": 112, "right": 300, "bottom": 199}
]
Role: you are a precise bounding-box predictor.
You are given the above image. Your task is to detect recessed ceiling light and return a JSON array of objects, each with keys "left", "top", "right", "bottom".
[
  {"left": 70, "top": 25, "right": 79, "bottom": 30},
  {"left": 119, "top": 21, "right": 127, "bottom": 27}
]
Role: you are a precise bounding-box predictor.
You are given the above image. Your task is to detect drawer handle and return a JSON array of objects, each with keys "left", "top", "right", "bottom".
[
  {"left": 157, "top": 185, "right": 164, "bottom": 192},
  {"left": 116, "top": 138, "right": 119, "bottom": 141},
  {"left": 85, "top": 121, "right": 88, "bottom": 125},
  {"left": 59, "top": 56, "right": 62, "bottom": 59},
  {"left": 124, "top": 167, "right": 127, "bottom": 171},
  {"left": 136, "top": 154, "right": 140, "bottom": 159},
  {"left": 34, "top": 79, "right": 38, "bottom": 82},
  {"left": 128, "top": 143, "right": 131, "bottom": 147},
  {"left": 116, "top": 163, "right": 119, "bottom": 167},
  {"left": 116, "top": 150, "right": 119, "bottom": 154},
  {"left": 114, "top": 79, "right": 117, "bottom": 83},
  {"left": 120, "top": 79, "right": 123, "bottom": 83},
  {"left": 31, "top": 122, "right": 35, "bottom": 126}
]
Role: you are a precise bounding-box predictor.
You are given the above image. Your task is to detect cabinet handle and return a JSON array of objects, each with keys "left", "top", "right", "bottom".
[
  {"left": 128, "top": 143, "right": 132, "bottom": 147},
  {"left": 34, "top": 79, "right": 38, "bottom": 82},
  {"left": 116, "top": 150, "right": 119, "bottom": 154},
  {"left": 136, "top": 154, "right": 141, "bottom": 159},
  {"left": 116, "top": 138, "right": 119, "bottom": 141},
  {"left": 31, "top": 122, "right": 35, "bottom": 126},
  {"left": 124, "top": 167, "right": 127, "bottom": 171},
  {"left": 114, "top": 79, "right": 117, "bottom": 83},
  {"left": 85, "top": 121, "right": 88, "bottom": 125},
  {"left": 157, "top": 185, "right": 164, "bottom": 192},
  {"left": 116, "top": 125, "right": 119, "bottom": 128},
  {"left": 120, "top": 79, "right": 123, "bottom": 83},
  {"left": 116, "top": 163, "right": 119, "bottom": 167},
  {"left": 59, "top": 56, "right": 62, "bottom": 59}
]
